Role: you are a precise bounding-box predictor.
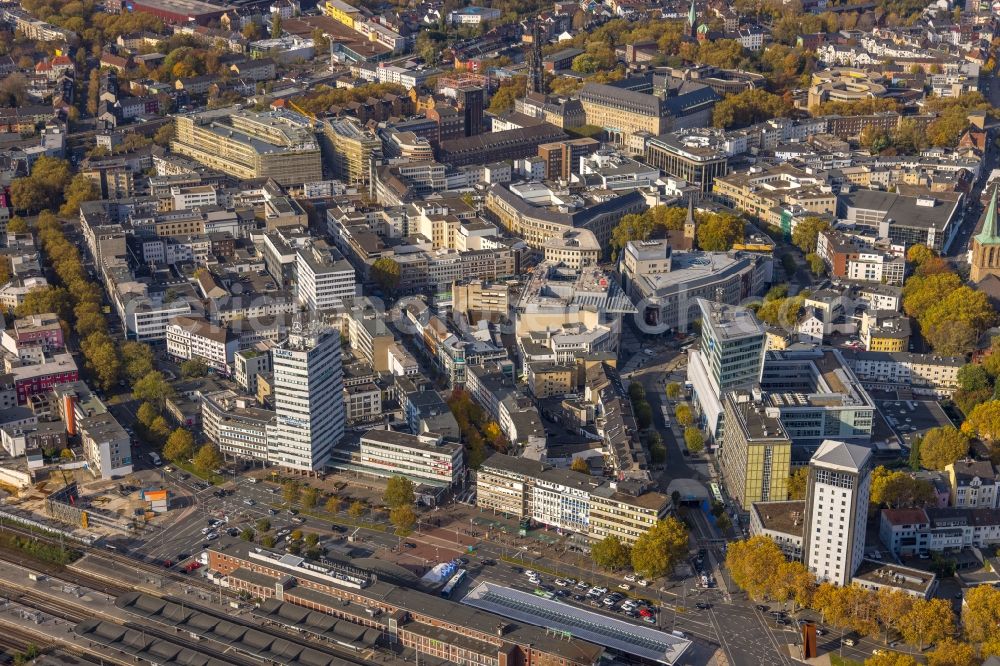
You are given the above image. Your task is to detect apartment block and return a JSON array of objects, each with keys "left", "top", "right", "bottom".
[{"left": 166, "top": 315, "right": 238, "bottom": 374}]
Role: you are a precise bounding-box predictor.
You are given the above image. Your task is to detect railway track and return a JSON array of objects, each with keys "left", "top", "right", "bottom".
[
  {"left": 0, "top": 583, "right": 89, "bottom": 623},
  {"left": 0, "top": 522, "right": 217, "bottom": 597}
]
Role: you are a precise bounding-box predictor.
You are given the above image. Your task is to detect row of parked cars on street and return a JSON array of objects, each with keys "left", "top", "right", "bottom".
[{"left": 524, "top": 571, "right": 658, "bottom": 623}]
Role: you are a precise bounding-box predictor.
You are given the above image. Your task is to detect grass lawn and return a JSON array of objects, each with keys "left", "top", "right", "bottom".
[
  {"left": 175, "top": 460, "right": 224, "bottom": 485},
  {"left": 830, "top": 655, "right": 863, "bottom": 666}
]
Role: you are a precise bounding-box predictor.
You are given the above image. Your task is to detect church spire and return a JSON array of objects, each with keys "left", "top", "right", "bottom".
[
  {"left": 688, "top": 0, "right": 697, "bottom": 36},
  {"left": 975, "top": 186, "right": 1000, "bottom": 246}
]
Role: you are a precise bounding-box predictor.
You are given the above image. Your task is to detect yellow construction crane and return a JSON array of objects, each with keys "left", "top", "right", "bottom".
[{"left": 289, "top": 99, "right": 317, "bottom": 128}]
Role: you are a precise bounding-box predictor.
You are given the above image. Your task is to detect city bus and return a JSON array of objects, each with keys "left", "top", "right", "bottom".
[{"left": 440, "top": 569, "right": 467, "bottom": 599}]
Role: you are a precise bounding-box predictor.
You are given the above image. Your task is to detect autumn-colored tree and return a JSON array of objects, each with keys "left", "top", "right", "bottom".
[
  {"left": 348, "top": 500, "right": 367, "bottom": 519},
  {"left": 713, "top": 88, "right": 791, "bottom": 129},
  {"left": 874, "top": 587, "right": 915, "bottom": 644},
  {"left": 570, "top": 458, "right": 590, "bottom": 474},
  {"left": 666, "top": 382, "right": 682, "bottom": 400},
  {"left": 684, "top": 427, "right": 704, "bottom": 453},
  {"left": 963, "top": 584, "right": 1000, "bottom": 656},
  {"left": 697, "top": 212, "right": 745, "bottom": 251},
  {"left": 325, "top": 496, "right": 342, "bottom": 514},
  {"left": 788, "top": 467, "right": 808, "bottom": 500},
  {"left": 963, "top": 400, "right": 1000, "bottom": 443},
  {"left": 898, "top": 598, "right": 955, "bottom": 651},
  {"left": 726, "top": 536, "right": 786, "bottom": 601},
  {"left": 163, "top": 428, "right": 195, "bottom": 463},
  {"left": 926, "top": 639, "right": 978, "bottom": 666},
  {"left": 918, "top": 426, "right": 969, "bottom": 471},
  {"left": 631, "top": 516, "right": 688, "bottom": 579},
  {"left": 864, "top": 653, "right": 918, "bottom": 666},
  {"left": 390, "top": 505, "right": 416, "bottom": 532},
  {"left": 674, "top": 403, "right": 693, "bottom": 427},
  {"left": 870, "top": 466, "right": 936, "bottom": 508},
  {"left": 132, "top": 371, "right": 174, "bottom": 409}
]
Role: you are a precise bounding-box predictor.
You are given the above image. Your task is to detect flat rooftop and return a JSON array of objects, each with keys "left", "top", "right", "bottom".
[
  {"left": 462, "top": 582, "right": 691, "bottom": 665},
  {"left": 751, "top": 500, "right": 805, "bottom": 538},
  {"left": 852, "top": 559, "right": 936, "bottom": 596}
]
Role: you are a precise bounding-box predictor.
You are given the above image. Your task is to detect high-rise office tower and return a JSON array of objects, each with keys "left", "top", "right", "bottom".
[
  {"left": 687, "top": 298, "right": 766, "bottom": 437},
  {"left": 455, "top": 85, "right": 484, "bottom": 137},
  {"left": 802, "top": 439, "right": 872, "bottom": 586},
  {"left": 268, "top": 321, "right": 345, "bottom": 470}
]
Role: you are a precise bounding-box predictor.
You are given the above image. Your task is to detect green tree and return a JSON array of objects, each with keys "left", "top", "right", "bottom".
[
  {"left": 371, "top": 257, "right": 401, "bottom": 294},
  {"left": 870, "top": 466, "right": 937, "bottom": 508},
  {"left": 958, "top": 364, "right": 992, "bottom": 392},
  {"left": 674, "top": 403, "right": 693, "bottom": 427},
  {"left": 256, "top": 518, "right": 271, "bottom": 532},
  {"left": 270, "top": 12, "right": 282, "bottom": 37},
  {"left": 908, "top": 436, "right": 922, "bottom": 472},
  {"left": 180, "top": 358, "right": 208, "bottom": 378},
  {"left": 696, "top": 212, "right": 744, "bottom": 251},
  {"left": 806, "top": 253, "right": 825, "bottom": 275},
  {"left": 964, "top": 400, "right": 1000, "bottom": 442},
  {"left": 570, "top": 457, "right": 590, "bottom": 474},
  {"left": 122, "top": 342, "right": 156, "bottom": 384},
  {"left": 132, "top": 371, "right": 174, "bottom": 409},
  {"left": 163, "top": 428, "right": 195, "bottom": 462},
  {"left": 240, "top": 528, "right": 255, "bottom": 541},
  {"left": 137, "top": 401, "right": 159, "bottom": 427},
  {"left": 302, "top": 486, "right": 319, "bottom": 510},
  {"left": 591, "top": 535, "right": 631, "bottom": 570},
  {"left": 193, "top": 443, "right": 222, "bottom": 475},
  {"left": 630, "top": 516, "right": 688, "bottom": 579},
  {"left": 149, "top": 416, "right": 171, "bottom": 444},
  {"left": 384, "top": 475, "right": 415, "bottom": 508},
  {"left": 153, "top": 122, "right": 174, "bottom": 147},
  {"left": 283, "top": 481, "right": 300, "bottom": 505},
  {"left": 791, "top": 217, "right": 831, "bottom": 254},
  {"left": 81, "top": 331, "right": 121, "bottom": 390},
  {"left": 348, "top": 500, "right": 366, "bottom": 519},
  {"left": 684, "top": 427, "right": 704, "bottom": 453},
  {"left": 919, "top": 426, "right": 969, "bottom": 471},
  {"left": 487, "top": 76, "right": 526, "bottom": 114},
  {"left": 390, "top": 505, "right": 416, "bottom": 532},
  {"left": 571, "top": 53, "right": 602, "bottom": 73},
  {"left": 262, "top": 535, "right": 276, "bottom": 547}
]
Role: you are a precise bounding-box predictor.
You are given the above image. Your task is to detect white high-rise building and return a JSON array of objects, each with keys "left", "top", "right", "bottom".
[
  {"left": 268, "top": 322, "right": 345, "bottom": 470},
  {"left": 802, "top": 439, "right": 872, "bottom": 586}
]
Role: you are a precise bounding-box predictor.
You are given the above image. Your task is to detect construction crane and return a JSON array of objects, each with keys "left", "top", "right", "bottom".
[{"left": 289, "top": 99, "right": 318, "bottom": 128}]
